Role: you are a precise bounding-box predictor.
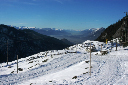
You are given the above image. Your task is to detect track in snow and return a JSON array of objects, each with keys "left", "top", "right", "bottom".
[{"left": 66, "top": 54, "right": 127, "bottom": 85}]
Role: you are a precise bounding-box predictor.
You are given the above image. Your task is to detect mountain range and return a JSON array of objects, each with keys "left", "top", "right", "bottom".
[{"left": 14, "top": 26, "right": 105, "bottom": 44}]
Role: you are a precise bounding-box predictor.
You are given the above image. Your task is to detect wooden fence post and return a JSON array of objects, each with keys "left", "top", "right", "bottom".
[
  {"left": 76, "top": 44, "right": 77, "bottom": 53},
  {"left": 111, "top": 41, "right": 112, "bottom": 49},
  {"left": 101, "top": 44, "right": 102, "bottom": 51},
  {"left": 90, "top": 42, "right": 91, "bottom": 76},
  {"left": 116, "top": 39, "right": 117, "bottom": 51},
  {"left": 7, "top": 39, "right": 8, "bottom": 65},
  {"left": 17, "top": 55, "right": 18, "bottom": 73}
]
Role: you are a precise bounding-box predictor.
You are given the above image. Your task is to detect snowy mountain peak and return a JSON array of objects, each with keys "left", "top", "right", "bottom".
[{"left": 89, "top": 27, "right": 105, "bottom": 31}]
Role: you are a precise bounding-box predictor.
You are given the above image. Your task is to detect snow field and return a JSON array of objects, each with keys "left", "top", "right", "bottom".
[{"left": 0, "top": 40, "right": 128, "bottom": 85}]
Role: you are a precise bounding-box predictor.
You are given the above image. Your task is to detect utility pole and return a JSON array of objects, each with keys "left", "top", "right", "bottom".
[
  {"left": 90, "top": 42, "right": 91, "bottom": 76},
  {"left": 7, "top": 39, "right": 8, "bottom": 65}
]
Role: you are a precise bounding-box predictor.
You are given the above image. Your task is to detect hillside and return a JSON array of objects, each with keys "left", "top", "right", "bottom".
[
  {"left": 95, "top": 16, "right": 126, "bottom": 42},
  {"left": 0, "top": 24, "right": 70, "bottom": 63},
  {"left": 0, "top": 40, "right": 128, "bottom": 84},
  {"left": 61, "top": 38, "right": 74, "bottom": 45}
]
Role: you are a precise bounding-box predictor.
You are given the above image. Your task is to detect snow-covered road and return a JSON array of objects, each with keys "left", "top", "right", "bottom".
[{"left": 76, "top": 54, "right": 127, "bottom": 85}]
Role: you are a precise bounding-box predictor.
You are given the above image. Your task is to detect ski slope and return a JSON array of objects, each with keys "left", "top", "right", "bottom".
[{"left": 0, "top": 40, "right": 128, "bottom": 85}]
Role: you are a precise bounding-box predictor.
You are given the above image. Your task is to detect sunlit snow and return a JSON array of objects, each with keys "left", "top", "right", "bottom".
[{"left": 0, "top": 39, "right": 128, "bottom": 85}]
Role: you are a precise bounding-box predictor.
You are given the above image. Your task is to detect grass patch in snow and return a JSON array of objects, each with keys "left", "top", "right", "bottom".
[
  {"left": 42, "top": 59, "right": 48, "bottom": 62},
  {"left": 85, "top": 61, "right": 89, "bottom": 63},
  {"left": 72, "top": 76, "right": 77, "bottom": 79}
]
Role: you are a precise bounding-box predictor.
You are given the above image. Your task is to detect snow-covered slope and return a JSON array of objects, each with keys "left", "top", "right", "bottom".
[{"left": 0, "top": 40, "right": 128, "bottom": 85}]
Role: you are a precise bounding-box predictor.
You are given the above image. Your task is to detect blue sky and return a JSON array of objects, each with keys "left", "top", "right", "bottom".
[{"left": 0, "top": 0, "right": 128, "bottom": 30}]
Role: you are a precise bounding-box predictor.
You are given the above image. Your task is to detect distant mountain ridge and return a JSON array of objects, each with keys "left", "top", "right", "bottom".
[
  {"left": 10, "top": 25, "right": 105, "bottom": 44},
  {"left": 0, "top": 24, "right": 70, "bottom": 63}
]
